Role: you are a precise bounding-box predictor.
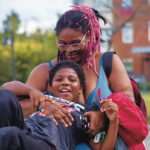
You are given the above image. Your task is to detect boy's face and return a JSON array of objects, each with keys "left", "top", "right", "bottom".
[{"left": 51, "top": 67, "right": 82, "bottom": 101}]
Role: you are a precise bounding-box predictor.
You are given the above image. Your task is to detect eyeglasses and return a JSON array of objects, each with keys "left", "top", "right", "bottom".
[{"left": 56, "top": 34, "right": 86, "bottom": 51}]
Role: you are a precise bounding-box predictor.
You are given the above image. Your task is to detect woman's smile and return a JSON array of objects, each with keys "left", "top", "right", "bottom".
[{"left": 66, "top": 50, "right": 80, "bottom": 60}]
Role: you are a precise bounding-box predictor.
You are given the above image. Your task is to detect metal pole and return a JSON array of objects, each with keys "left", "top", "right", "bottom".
[{"left": 11, "top": 31, "right": 16, "bottom": 80}]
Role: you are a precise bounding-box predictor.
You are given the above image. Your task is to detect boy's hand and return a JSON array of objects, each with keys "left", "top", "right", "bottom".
[{"left": 100, "top": 99, "right": 118, "bottom": 123}]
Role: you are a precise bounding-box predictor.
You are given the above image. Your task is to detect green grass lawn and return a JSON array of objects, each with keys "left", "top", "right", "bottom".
[{"left": 142, "top": 93, "right": 150, "bottom": 124}]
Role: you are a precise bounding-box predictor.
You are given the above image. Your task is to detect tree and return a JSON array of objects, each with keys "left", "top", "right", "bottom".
[
  {"left": 2, "top": 11, "right": 20, "bottom": 80},
  {"left": 3, "top": 11, "right": 20, "bottom": 34}
]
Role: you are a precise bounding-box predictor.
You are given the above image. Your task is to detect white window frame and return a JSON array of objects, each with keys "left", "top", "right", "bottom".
[
  {"left": 121, "top": 0, "right": 132, "bottom": 8},
  {"left": 122, "top": 24, "right": 133, "bottom": 43},
  {"left": 123, "top": 58, "right": 133, "bottom": 75}
]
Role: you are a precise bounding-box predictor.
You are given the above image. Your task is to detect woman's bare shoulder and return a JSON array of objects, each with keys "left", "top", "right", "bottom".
[
  {"left": 31, "top": 58, "right": 57, "bottom": 73},
  {"left": 33, "top": 63, "right": 50, "bottom": 72},
  {"left": 26, "top": 59, "right": 57, "bottom": 89}
]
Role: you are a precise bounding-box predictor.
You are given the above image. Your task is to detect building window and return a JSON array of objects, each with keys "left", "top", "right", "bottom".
[
  {"left": 122, "top": 25, "right": 133, "bottom": 43},
  {"left": 121, "top": 0, "right": 132, "bottom": 8},
  {"left": 148, "top": 22, "right": 150, "bottom": 41},
  {"left": 73, "top": 0, "right": 83, "bottom": 4},
  {"left": 121, "top": 0, "right": 132, "bottom": 15},
  {"left": 100, "top": 28, "right": 113, "bottom": 52},
  {"left": 94, "top": 0, "right": 112, "bottom": 13},
  {"left": 148, "top": 0, "right": 150, "bottom": 5}
]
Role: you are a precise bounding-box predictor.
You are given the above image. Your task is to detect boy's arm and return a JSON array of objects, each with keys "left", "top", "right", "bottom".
[
  {"left": 100, "top": 99, "right": 118, "bottom": 150},
  {"left": 100, "top": 120, "right": 118, "bottom": 150},
  {"left": 89, "top": 121, "right": 118, "bottom": 150},
  {"left": 89, "top": 99, "right": 118, "bottom": 150}
]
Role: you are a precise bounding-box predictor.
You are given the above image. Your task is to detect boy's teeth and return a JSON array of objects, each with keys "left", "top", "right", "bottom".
[{"left": 61, "top": 90, "right": 68, "bottom": 92}]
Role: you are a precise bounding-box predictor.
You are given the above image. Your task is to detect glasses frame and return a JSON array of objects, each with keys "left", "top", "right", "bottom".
[{"left": 56, "top": 33, "right": 87, "bottom": 51}]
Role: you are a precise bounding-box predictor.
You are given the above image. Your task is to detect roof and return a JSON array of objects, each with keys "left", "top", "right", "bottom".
[{"left": 132, "top": 46, "right": 150, "bottom": 54}]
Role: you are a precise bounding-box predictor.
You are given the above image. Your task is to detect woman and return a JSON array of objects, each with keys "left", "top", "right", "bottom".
[{"left": 2, "top": 4, "right": 147, "bottom": 150}]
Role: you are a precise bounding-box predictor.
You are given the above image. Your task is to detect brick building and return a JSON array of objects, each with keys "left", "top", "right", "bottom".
[
  {"left": 113, "top": 0, "right": 150, "bottom": 81},
  {"left": 73, "top": 0, "right": 150, "bottom": 82}
]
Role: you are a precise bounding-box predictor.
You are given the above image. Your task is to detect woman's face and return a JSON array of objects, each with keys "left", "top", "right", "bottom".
[
  {"left": 57, "top": 28, "right": 89, "bottom": 65},
  {"left": 51, "top": 67, "right": 82, "bottom": 101}
]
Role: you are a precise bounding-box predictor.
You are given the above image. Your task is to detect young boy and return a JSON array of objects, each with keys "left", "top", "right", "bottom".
[{"left": 0, "top": 61, "right": 118, "bottom": 150}]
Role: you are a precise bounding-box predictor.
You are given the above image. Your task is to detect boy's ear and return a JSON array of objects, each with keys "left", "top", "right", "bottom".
[
  {"left": 78, "top": 86, "right": 83, "bottom": 94},
  {"left": 77, "top": 87, "right": 85, "bottom": 104}
]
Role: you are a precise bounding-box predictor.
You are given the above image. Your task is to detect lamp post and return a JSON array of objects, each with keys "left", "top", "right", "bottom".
[
  {"left": 2, "top": 33, "right": 16, "bottom": 81},
  {"left": 10, "top": 31, "right": 16, "bottom": 80}
]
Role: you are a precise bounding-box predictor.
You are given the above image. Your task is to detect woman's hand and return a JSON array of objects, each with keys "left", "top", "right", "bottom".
[
  {"left": 84, "top": 111, "right": 105, "bottom": 136},
  {"left": 40, "top": 96, "right": 74, "bottom": 127},
  {"left": 28, "top": 87, "right": 45, "bottom": 110}
]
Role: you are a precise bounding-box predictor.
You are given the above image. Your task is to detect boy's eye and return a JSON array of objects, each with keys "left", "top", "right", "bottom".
[
  {"left": 69, "top": 79, "right": 74, "bottom": 82},
  {"left": 55, "top": 78, "right": 62, "bottom": 82},
  {"left": 69, "top": 78, "right": 76, "bottom": 82}
]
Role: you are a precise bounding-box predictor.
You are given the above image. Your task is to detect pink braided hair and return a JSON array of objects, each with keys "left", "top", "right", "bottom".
[{"left": 72, "top": 5, "right": 101, "bottom": 75}]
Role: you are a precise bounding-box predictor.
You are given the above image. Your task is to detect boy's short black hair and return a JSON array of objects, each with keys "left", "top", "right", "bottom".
[{"left": 49, "top": 61, "right": 85, "bottom": 90}]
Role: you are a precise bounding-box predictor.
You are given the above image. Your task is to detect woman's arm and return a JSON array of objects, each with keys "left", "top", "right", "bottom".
[
  {"left": 2, "top": 80, "right": 45, "bottom": 117},
  {"left": 1, "top": 63, "right": 51, "bottom": 116},
  {"left": 109, "top": 54, "right": 135, "bottom": 103},
  {"left": 3, "top": 63, "right": 52, "bottom": 107},
  {"left": 2, "top": 81, "right": 35, "bottom": 96},
  {"left": 2, "top": 80, "right": 45, "bottom": 107}
]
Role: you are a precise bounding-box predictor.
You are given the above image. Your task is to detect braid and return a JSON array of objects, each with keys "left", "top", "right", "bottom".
[
  {"left": 72, "top": 5, "right": 101, "bottom": 74},
  {"left": 56, "top": 5, "right": 107, "bottom": 75}
]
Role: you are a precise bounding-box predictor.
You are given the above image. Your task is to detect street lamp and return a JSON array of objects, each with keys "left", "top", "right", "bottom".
[
  {"left": 10, "top": 31, "right": 16, "bottom": 80},
  {"left": 2, "top": 32, "right": 16, "bottom": 81}
]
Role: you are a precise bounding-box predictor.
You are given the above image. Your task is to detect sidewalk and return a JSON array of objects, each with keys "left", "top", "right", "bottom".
[{"left": 144, "top": 125, "right": 150, "bottom": 150}]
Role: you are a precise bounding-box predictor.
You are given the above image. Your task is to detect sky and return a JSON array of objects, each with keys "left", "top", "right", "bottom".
[{"left": 0, "top": 0, "right": 73, "bottom": 33}]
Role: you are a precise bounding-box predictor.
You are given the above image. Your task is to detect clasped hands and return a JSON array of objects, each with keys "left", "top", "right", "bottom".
[
  {"left": 29, "top": 89, "right": 118, "bottom": 136},
  {"left": 38, "top": 95, "right": 111, "bottom": 136}
]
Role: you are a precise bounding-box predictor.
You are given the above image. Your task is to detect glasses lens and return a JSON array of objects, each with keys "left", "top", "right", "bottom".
[
  {"left": 70, "top": 43, "right": 80, "bottom": 50},
  {"left": 57, "top": 44, "right": 66, "bottom": 51},
  {"left": 70, "top": 34, "right": 86, "bottom": 50},
  {"left": 56, "top": 34, "right": 86, "bottom": 51}
]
